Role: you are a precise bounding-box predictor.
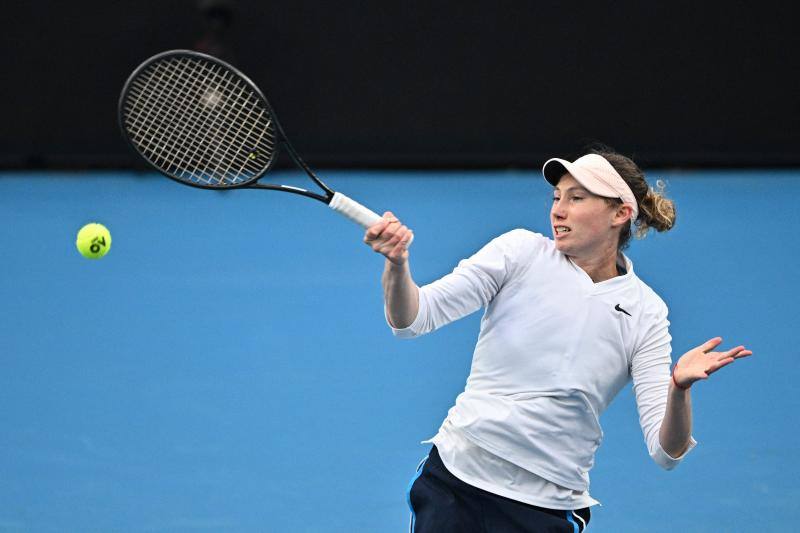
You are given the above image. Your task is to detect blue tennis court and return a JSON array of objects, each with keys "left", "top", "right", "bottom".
[{"left": 0, "top": 169, "right": 796, "bottom": 532}]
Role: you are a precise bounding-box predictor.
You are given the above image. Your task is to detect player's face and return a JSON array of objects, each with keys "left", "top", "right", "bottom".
[{"left": 550, "top": 174, "right": 620, "bottom": 258}]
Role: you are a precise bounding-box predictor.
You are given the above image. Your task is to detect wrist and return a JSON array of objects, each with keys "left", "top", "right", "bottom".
[
  {"left": 385, "top": 258, "right": 408, "bottom": 271},
  {"left": 671, "top": 365, "right": 691, "bottom": 391}
]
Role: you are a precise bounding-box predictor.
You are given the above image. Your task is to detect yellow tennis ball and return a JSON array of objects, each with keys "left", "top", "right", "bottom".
[{"left": 76, "top": 223, "right": 112, "bottom": 259}]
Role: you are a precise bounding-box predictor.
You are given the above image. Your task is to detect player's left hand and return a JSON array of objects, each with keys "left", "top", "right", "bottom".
[{"left": 672, "top": 337, "right": 753, "bottom": 389}]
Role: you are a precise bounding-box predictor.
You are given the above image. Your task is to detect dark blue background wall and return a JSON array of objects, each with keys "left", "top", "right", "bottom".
[{"left": 3, "top": 1, "right": 798, "bottom": 168}]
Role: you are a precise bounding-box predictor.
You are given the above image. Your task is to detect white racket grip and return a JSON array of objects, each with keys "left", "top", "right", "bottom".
[
  {"left": 329, "top": 192, "right": 382, "bottom": 228},
  {"left": 329, "top": 191, "right": 414, "bottom": 246}
]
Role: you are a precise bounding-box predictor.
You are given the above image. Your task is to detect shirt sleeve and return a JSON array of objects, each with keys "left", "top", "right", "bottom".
[
  {"left": 630, "top": 298, "right": 697, "bottom": 469},
  {"left": 388, "top": 230, "right": 525, "bottom": 338}
]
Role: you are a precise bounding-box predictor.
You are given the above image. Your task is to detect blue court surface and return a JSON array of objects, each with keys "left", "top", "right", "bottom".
[{"left": 0, "top": 169, "right": 797, "bottom": 532}]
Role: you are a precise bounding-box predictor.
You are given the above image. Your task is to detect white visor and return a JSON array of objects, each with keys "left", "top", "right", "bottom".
[{"left": 542, "top": 153, "right": 639, "bottom": 222}]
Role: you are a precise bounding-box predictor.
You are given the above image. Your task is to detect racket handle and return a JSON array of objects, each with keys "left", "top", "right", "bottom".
[
  {"left": 329, "top": 192, "right": 382, "bottom": 228},
  {"left": 329, "top": 192, "right": 415, "bottom": 246}
]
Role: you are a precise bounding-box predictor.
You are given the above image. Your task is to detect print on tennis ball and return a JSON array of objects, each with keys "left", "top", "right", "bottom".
[{"left": 90, "top": 236, "right": 107, "bottom": 254}]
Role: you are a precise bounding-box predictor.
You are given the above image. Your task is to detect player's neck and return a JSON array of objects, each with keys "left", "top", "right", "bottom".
[{"left": 569, "top": 246, "right": 621, "bottom": 283}]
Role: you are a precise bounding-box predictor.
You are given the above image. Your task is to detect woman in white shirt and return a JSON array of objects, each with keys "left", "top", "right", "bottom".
[{"left": 364, "top": 148, "right": 752, "bottom": 533}]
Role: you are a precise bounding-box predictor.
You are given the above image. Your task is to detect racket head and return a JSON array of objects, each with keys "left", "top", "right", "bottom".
[{"left": 118, "top": 49, "right": 282, "bottom": 190}]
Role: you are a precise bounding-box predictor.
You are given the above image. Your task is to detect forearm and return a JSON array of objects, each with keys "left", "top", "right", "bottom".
[
  {"left": 658, "top": 380, "right": 693, "bottom": 458},
  {"left": 382, "top": 258, "right": 419, "bottom": 329}
]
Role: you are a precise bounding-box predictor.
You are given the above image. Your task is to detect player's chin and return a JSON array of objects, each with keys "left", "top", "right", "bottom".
[
  {"left": 554, "top": 239, "right": 580, "bottom": 257},
  {"left": 552, "top": 235, "right": 569, "bottom": 252}
]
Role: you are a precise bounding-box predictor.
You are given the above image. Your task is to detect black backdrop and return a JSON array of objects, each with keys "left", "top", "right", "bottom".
[{"left": 3, "top": 0, "right": 798, "bottom": 169}]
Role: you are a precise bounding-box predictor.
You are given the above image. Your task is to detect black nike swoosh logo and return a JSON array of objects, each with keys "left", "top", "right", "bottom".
[{"left": 615, "top": 304, "right": 632, "bottom": 316}]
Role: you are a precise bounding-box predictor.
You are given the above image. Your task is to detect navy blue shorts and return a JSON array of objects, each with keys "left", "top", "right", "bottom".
[{"left": 407, "top": 446, "right": 591, "bottom": 533}]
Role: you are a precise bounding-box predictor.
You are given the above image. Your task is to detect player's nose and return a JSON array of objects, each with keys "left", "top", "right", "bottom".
[{"left": 551, "top": 201, "right": 567, "bottom": 219}]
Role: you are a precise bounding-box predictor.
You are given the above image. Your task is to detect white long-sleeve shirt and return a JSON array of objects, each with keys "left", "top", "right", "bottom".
[{"left": 389, "top": 229, "right": 695, "bottom": 507}]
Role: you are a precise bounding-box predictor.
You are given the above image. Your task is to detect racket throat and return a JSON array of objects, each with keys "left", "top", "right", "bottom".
[
  {"left": 281, "top": 141, "right": 334, "bottom": 197},
  {"left": 248, "top": 182, "right": 329, "bottom": 202}
]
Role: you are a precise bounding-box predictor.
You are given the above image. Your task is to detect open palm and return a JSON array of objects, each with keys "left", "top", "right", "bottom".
[{"left": 673, "top": 337, "right": 753, "bottom": 389}]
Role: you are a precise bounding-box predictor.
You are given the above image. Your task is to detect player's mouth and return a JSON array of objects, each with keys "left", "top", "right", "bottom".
[{"left": 554, "top": 225, "right": 571, "bottom": 239}]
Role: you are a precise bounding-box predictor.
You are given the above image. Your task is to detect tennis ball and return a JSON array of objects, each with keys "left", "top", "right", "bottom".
[{"left": 76, "top": 223, "right": 112, "bottom": 259}]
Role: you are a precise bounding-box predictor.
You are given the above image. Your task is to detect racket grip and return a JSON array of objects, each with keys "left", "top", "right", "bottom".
[
  {"left": 329, "top": 192, "right": 415, "bottom": 246},
  {"left": 329, "top": 192, "right": 382, "bottom": 228}
]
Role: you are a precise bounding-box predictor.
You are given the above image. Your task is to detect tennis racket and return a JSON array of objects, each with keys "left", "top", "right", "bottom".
[{"left": 118, "top": 49, "right": 387, "bottom": 231}]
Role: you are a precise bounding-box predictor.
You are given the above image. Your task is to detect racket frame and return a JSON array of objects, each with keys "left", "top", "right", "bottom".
[{"left": 118, "top": 49, "right": 333, "bottom": 204}]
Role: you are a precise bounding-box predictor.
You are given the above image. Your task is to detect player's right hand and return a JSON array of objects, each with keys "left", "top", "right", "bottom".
[{"left": 364, "top": 211, "right": 413, "bottom": 265}]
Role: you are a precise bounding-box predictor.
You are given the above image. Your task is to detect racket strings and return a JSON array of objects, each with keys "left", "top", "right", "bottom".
[
  {"left": 127, "top": 59, "right": 271, "bottom": 185},
  {"left": 174, "top": 61, "right": 273, "bottom": 182},
  {"left": 122, "top": 55, "right": 276, "bottom": 187},
  {"left": 126, "top": 59, "right": 218, "bottom": 179},
  {"left": 166, "top": 63, "right": 260, "bottom": 183},
  {"left": 127, "top": 59, "right": 224, "bottom": 177},
  {"left": 124, "top": 59, "right": 236, "bottom": 183},
  {"left": 127, "top": 58, "right": 271, "bottom": 184}
]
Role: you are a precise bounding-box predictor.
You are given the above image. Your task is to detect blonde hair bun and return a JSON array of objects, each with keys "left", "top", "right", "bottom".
[{"left": 636, "top": 179, "right": 676, "bottom": 237}]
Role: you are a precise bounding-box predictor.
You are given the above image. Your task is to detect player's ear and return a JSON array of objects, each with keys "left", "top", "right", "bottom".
[{"left": 613, "top": 204, "right": 633, "bottom": 227}]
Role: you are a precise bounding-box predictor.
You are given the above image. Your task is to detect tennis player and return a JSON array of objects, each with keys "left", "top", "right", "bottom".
[{"left": 364, "top": 148, "right": 752, "bottom": 532}]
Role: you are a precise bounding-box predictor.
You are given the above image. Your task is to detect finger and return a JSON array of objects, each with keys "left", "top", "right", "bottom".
[
  {"left": 697, "top": 337, "right": 723, "bottom": 353},
  {"left": 371, "top": 229, "right": 398, "bottom": 251},
  {"left": 374, "top": 227, "right": 409, "bottom": 255},
  {"left": 729, "top": 347, "right": 753, "bottom": 359},
  {"left": 368, "top": 219, "right": 402, "bottom": 244},
  {"left": 387, "top": 225, "right": 409, "bottom": 247},
  {"left": 376, "top": 225, "right": 406, "bottom": 251},
  {"left": 706, "top": 358, "right": 735, "bottom": 375},
  {"left": 397, "top": 229, "right": 413, "bottom": 249},
  {"left": 380, "top": 218, "right": 403, "bottom": 237},
  {"left": 374, "top": 235, "right": 401, "bottom": 254},
  {"left": 387, "top": 225, "right": 412, "bottom": 250},
  {"left": 388, "top": 240, "right": 409, "bottom": 262},
  {"left": 382, "top": 211, "right": 400, "bottom": 224},
  {"left": 715, "top": 347, "right": 753, "bottom": 361},
  {"left": 364, "top": 218, "right": 390, "bottom": 241},
  {"left": 710, "top": 348, "right": 739, "bottom": 361},
  {"left": 387, "top": 234, "right": 411, "bottom": 262}
]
